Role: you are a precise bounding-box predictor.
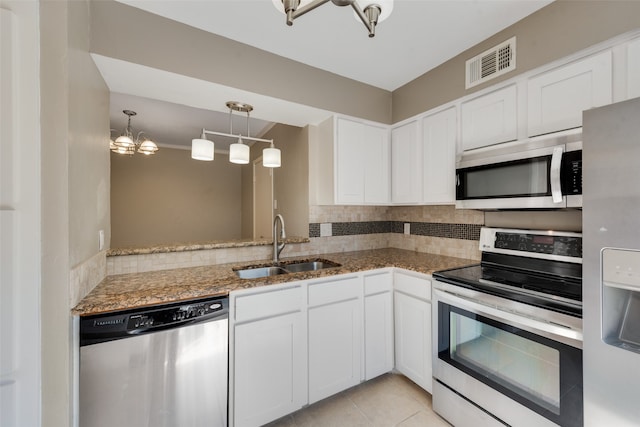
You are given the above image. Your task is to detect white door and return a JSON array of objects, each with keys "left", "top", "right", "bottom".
[
  {"left": 391, "top": 121, "right": 421, "bottom": 204},
  {"left": 234, "top": 312, "right": 306, "bottom": 427},
  {"left": 1, "top": 5, "right": 41, "bottom": 427},
  {"left": 527, "top": 50, "right": 612, "bottom": 136},
  {"left": 253, "top": 156, "right": 273, "bottom": 240},
  {"left": 422, "top": 107, "right": 457, "bottom": 204},
  {"left": 394, "top": 292, "right": 432, "bottom": 393},
  {"left": 362, "top": 124, "right": 390, "bottom": 204},
  {"left": 461, "top": 84, "right": 517, "bottom": 151},
  {"left": 335, "top": 117, "right": 365, "bottom": 204}
]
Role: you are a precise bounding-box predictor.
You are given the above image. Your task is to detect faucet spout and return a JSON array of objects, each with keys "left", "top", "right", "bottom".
[{"left": 273, "top": 214, "right": 286, "bottom": 264}]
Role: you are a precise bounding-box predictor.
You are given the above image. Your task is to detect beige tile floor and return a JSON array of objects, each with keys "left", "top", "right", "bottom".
[{"left": 264, "top": 373, "right": 452, "bottom": 427}]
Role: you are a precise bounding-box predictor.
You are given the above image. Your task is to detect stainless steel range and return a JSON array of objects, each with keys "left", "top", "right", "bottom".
[{"left": 432, "top": 227, "right": 583, "bottom": 427}]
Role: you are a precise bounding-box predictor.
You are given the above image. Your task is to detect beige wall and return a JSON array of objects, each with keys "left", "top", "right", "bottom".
[
  {"left": 40, "top": 0, "right": 110, "bottom": 425},
  {"left": 269, "top": 124, "right": 310, "bottom": 239},
  {"left": 111, "top": 147, "right": 243, "bottom": 247},
  {"left": 392, "top": 1, "right": 640, "bottom": 122},
  {"left": 89, "top": 0, "right": 392, "bottom": 124}
]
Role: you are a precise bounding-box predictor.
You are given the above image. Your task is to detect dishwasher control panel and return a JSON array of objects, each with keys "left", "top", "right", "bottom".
[{"left": 80, "top": 296, "right": 228, "bottom": 346}]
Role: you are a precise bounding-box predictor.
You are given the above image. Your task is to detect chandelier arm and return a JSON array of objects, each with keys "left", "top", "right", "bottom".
[
  {"left": 351, "top": 2, "right": 376, "bottom": 37},
  {"left": 289, "top": 0, "right": 331, "bottom": 23},
  {"left": 202, "top": 129, "right": 273, "bottom": 145}
]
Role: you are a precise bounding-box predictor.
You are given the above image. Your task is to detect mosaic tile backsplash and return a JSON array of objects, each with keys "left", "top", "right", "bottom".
[{"left": 309, "top": 221, "right": 481, "bottom": 241}]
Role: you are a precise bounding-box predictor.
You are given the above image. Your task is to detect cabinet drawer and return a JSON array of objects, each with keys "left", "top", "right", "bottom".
[
  {"left": 364, "top": 272, "right": 392, "bottom": 296},
  {"left": 234, "top": 285, "right": 304, "bottom": 323},
  {"left": 308, "top": 276, "right": 360, "bottom": 307},
  {"left": 394, "top": 272, "right": 431, "bottom": 301}
]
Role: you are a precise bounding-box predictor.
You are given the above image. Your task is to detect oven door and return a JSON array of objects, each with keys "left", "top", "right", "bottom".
[
  {"left": 456, "top": 144, "right": 565, "bottom": 210},
  {"left": 432, "top": 283, "right": 583, "bottom": 427}
]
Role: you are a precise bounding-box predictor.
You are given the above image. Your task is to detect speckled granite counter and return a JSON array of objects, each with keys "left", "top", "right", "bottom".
[
  {"left": 107, "top": 237, "right": 310, "bottom": 256},
  {"left": 72, "top": 248, "right": 477, "bottom": 316}
]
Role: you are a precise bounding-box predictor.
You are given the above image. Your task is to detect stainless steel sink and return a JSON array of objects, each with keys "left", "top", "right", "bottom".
[
  {"left": 234, "top": 259, "right": 341, "bottom": 279},
  {"left": 282, "top": 260, "right": 341, "bottom": 273},
  {"left": 234, "top": 265, "right": 289, "bottom": 279}
]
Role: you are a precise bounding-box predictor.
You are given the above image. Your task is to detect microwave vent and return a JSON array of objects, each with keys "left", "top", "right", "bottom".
[{"left": 466, "top": 37, "right": 516, "bottom": 89}]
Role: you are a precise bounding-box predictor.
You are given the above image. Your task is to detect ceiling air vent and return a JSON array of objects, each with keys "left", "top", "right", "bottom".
[{"left": 466, "top": 37, "right": 516, "bottom": 89}]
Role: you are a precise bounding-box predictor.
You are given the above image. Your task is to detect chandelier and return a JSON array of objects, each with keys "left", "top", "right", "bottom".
[
  {"left": 110, "top": 110, "right": 159, "bottom": 156},
  {"left": 191, "top": 101, "right": 281, "bottom": 168},
  {"left": 272, "top": 0, "right": 394, "bottom": 37}
]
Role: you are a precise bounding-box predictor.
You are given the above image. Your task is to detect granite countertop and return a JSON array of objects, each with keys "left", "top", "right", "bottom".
[
  {"left": 72, "top": 248, "right": 477, "bottom": 316},
  {"left": 107, "top": 237, "right": 310, "bottom": 256}
]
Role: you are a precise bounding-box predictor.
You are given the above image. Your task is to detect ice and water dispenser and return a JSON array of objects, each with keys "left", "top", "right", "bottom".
[{"left": 602, "top": 248, "right": 640, "bottom": 352}]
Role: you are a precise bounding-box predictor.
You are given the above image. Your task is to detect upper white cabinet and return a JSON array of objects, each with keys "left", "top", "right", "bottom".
[
  {"left": 335, "top": 117, "right": 389, "bottom": 204},
  {"left": 627, "top": 37, "right": 640, "bottom": 100},
  {"left": 422, "top": 107, "right": 457, "bottom": 204},
  {"left": 527, "top": 50, "right": 612, "bottom": 137},
  {"left": 461, "top": 84, "right": 517, "bottom": 151},
  {"left": 391, "top": 120, "right": 422, "bottom": 204}
]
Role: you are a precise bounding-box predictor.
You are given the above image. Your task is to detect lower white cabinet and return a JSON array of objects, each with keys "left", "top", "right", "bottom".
[
  {"left": 393, "top": 270, "right": 433, "bottom": 393},
  {"left": 363, "top": 271, "right": 394, "bottom": 380},
  {"left": 231, "top": 285, "right": 307, "bottom": 427},
  {"left": 308, "top": 275, "right": 362, "bottom": 403}
]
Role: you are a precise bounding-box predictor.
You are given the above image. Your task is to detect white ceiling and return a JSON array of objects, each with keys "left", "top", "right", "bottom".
[{"left": 104, "top": 0, "right": 554, "bottom": 149}]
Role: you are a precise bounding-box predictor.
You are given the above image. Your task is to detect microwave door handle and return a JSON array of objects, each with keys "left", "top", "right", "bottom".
[{"left": 550, "top": 146, "right": 564, "bottom": 203}]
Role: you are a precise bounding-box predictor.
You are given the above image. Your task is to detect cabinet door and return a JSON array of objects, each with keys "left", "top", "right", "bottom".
[
  {"left": 234, "top": 312, "right": 306, "bottom": 427},
  {"left": 363, "top": 124, "right": 390, "bottom": 204},
  {"left": 364, "top": 291, "right": 394, "bottom": 380},
  {"left": 308, "top": 298, "right": 361, "bottom": 403},
  {"left": 335, "top": 117, "right": 365, "bottom": 204},
  {"left": 394, "top": 291, "right": 432, "bottom": 393},
  {"left": 364, "top": 272, "right": 393, "bottom": 380},
  {"left": 422, "top": 107, "right": 457, "bottom": 204},
  {"left": 461, "top": 84, "right": 517, "bottom": 151},
  {"left": 528, "top": 50, "right": 612, "bottom": 137},
  {"left": 391, "top": 120, "right": 422, "bottom": 204},
  {"left": 627, "top": 37, "right": 640, "bottom": 100}
]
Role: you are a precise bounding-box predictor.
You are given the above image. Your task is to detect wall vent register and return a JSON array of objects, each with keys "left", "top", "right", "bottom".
[{"left": 466, "top": 37, "right": 516, "bottom": 89}]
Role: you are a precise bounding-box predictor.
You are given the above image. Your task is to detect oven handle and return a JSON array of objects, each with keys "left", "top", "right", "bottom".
[
  {"left": 434, "top": 288, "right": 583, "bottom": 348},
  {"left": 550, "top": 146, "right": 564, "bottom": 203}
]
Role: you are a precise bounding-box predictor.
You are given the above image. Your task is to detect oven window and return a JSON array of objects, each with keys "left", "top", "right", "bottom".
[
  {"left": 459, "top": 156, "right": 550, "bottom": 199},
  {"left": 438, "top": 302, "right": 583, "bottom": 427},
  {"left": 450, "top": 311, "right": 560, "bottom": 413}
]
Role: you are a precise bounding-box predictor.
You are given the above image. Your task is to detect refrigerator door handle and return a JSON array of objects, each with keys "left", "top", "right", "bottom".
[{"left": 550, "top": 146, "right": 564, "bottom": 203}]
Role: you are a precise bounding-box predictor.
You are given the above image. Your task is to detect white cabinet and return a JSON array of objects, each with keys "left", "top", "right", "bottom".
[
  {"left": 627, "top": 37, "right": 640, "bottom": 100},
  {"left": 461, "top": 84, "right": 517, "bottom": 151},
  {"left": 231, "top": 285, "right": 307, "bottom": 427},
  {"left": 391, "top": 120, "right": 422, "bottom": 204},
  {"left": 527, "top": 50, "right": 612, "bottom": 137},
  {"left": 308, "top": 275, "right": 362, "bottom": 403},
  {"left": 421, "top": 107, "right": 457, "bottom": 204},
  {"left": 363, "top": 270, "right": 394, "bottom": 381},
  {"left": 393, "top": 270, "right": 433, "bottom": 393},
  {"left": 335, "top": 117, "right": 389, "bottom": 204}
]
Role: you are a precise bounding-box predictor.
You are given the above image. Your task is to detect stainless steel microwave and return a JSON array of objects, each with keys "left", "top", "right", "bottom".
[{"left": 455, "top": 130, "right": 582, "bottom": 210}]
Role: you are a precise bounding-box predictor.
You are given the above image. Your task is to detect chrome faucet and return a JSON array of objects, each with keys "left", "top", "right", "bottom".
[{"left": 273, "top": 214, "right": 286, "bottom": 264}]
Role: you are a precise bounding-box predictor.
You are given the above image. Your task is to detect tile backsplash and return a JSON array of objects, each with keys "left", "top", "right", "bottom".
[{"left": 105, "top": 205, "right": 485, "bottom": 276}]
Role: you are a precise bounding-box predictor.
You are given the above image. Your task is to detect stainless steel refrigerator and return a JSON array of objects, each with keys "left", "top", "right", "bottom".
[{"left": 583, "top": 96, "right": 640, "bottom": 426}]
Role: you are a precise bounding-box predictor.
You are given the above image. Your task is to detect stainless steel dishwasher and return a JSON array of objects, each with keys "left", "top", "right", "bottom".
[{"left": 79, "top": 296, "right": 228, "bottom": 427}]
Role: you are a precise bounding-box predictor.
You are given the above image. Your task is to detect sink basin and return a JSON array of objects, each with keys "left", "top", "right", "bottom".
[
  {"left": 282, "top": 260, "right": 341, "bottom": 273},
  {"left": 234, "top": 266, "right": 289, "bottom": 279},
  {"left": 234, "top": 259, "right": 341, "bottom": 279}
]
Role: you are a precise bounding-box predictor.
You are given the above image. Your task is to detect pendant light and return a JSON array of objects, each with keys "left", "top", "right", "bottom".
[
  {"left": 191, "top": 101, "right": 282, "bottom": 168},
  {"left": 191, "top": 131, "right": 214, "bottom": 161}
]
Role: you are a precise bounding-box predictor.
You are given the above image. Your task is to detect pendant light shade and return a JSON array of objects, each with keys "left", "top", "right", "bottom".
[
  {"left": 111, "top": 110, "right": 159, "bottom": 156},
  {"left": 229, "top": 137, "right": 250, "bottom": 164},
  {"left": 191, "top": 137, "right": 214, "bottom": 161},
  {"left": 263, "top": 143, "right": 281, "bottom": 168}
]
